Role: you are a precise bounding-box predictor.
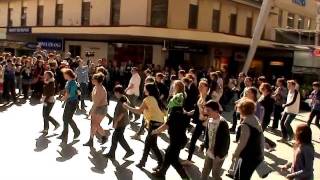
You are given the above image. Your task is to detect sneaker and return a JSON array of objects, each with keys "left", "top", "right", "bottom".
[
  {"left": 152, "top": 170, "right": 165, "bottom": 178},
  {"left": 40, "top": 129, "right": 48, "bottom": 134},
  {"left": 277, "top": 138, "right": 287, "bottom": 143},
  {"left": 135, "top": 163, "right": 145, "bottom": 169},
  {"left": 123, "top": 150, "right": 134, "bottom": 159},
  {"left": 54, "top": 124, "right": 60, "bottom": 131}
]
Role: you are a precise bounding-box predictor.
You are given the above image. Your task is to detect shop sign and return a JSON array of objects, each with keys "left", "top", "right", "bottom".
[
  {"left": 170, "top": 44, "right": 207, "bottom": 54},
  {"left": 37, "top": 38, "right": 63, "bottom": 51},
  {"left": 292, "top": 0, "right": 306, "bottom": 6},
  {"left": 7, "top": 27, "right": 32, "bottom": 34}
]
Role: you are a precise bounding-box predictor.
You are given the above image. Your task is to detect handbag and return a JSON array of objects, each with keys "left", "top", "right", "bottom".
[
  {"left": 256, "top": 161, "right": 273, "bottom": 178},
  {"left": 226, "top": 158, "right": 242, "bottom": 178}
]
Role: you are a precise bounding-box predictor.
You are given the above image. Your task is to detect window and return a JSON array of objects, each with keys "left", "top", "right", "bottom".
[
  {"left": 297, "top": 15, "right": 304, "bottom": 29},
  {"left": 21, "top": 7, "right": 27, "bottom": 26},
  {"left": 246, "top": 17, "right": 253, "bottom": 37},
  {"left": 229, "top": 13, "right": 237, "bottom": 34},
  {"left": 82, "top": 1, "right": 90, "bottom": 26},
  {"left": 287, "top": 13, "right": 294, "bottom": 28},
  {"left": 8, "top": 8, "right": 13, "bottom": 27},
  {"left": 306, "top": 18, "right": 311, "bottom": 30},
  {"left": 55, "top": 4, "right": 63, "bottom": 26},
  {"left": 37, "top": 5, "right": 44, "bottom": 26},
  {"left": 151, "top": 0, "right": 168, "bottom": 27},
  {"left": 69, "top": 45, "right": 81, "bottom": 58},
  {"left": 188, "top": 4, "right": 198, "bottom": 29},
  {"left": 278, "top": 9, "right": 283, "bottom": 27},
  {"left": 110, "top": 0, "right": 121, "bottom": 26},
  {"left": 212, "top": 9, "right": 220, "bottom": 32}
]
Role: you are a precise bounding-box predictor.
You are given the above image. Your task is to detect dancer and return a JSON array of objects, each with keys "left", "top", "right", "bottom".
[
  {"left": 104, "top": 85, "right": 134, "bottom": 159},
  {"left": 152, "top": 80, "right": 190, "bottom": 179},
  {"left": 57, "top": 69, "right": 80, "bottom": 143},
  {"left": 40, "top": 71, "right": 60, "bottom": 134},
  {"left": 123, "top": 83, "right": 165, "bottom": 170},
  {"left": 83, "top": 72, "right": 108, "bottom": 147}
]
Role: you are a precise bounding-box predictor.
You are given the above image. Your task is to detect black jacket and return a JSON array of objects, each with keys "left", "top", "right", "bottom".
[{"left": 204, "top": 120, "right": 230, "bottom": 158}]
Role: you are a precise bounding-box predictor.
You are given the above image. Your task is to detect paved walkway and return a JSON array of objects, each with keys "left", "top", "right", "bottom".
[{"left": 0, "top": 99, "right": 319, "bottom": 179}]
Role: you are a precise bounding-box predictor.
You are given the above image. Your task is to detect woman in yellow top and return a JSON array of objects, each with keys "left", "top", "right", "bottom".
[{"left": 123, "top": 83, "right": 165, "bottom": 170}]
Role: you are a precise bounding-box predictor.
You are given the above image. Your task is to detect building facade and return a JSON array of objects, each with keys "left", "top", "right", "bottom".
[{"left": 0, "top": 0, "right": 317, "bottom": 77}]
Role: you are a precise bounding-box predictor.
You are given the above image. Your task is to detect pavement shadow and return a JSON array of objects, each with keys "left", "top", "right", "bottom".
[
  {"left": 266, "top": 129, "right": 282, "bottom": 138},
  {"left": 29, "top": 97, "right": 41, "bottom": 106},
  {"left": 184, "top": 163, "right": 202, "bottom": 180},
  {"left": 34, "top": 133, "right": 58, "bottom": 152},
  {"left": 56, "top": 140, "right": 79, "bottom": 162},
  {"left": 159, "top": 133, "right": 170, "bottom": 144},
  {"left": 264, "top": 152, "right": 288, "bottom": 176},
  {"left": 140, "top": 168, "right": 164, "bottom": 180},
  {"left": 0, "top": 102, "right": 14, "bottom": 112},
  {"left": 89, "top": 147, "right": 108, "bottom": 174},
  {"left": 111, "top": 159, "right": 134, "bottom": 180}
]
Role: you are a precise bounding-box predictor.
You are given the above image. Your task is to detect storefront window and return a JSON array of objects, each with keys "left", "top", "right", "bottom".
[{"left": 151, "top": 0, "right": 168, "bottom": 27}]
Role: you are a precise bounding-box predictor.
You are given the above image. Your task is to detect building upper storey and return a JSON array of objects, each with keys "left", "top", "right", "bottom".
[{"left": 0, "top": 0, "right": 316, "bottom": 42}]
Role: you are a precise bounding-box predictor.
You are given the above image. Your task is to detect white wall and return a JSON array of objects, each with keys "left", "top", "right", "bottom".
[{"left": 65, "top": 41, "right": 108, "bottom": 64}]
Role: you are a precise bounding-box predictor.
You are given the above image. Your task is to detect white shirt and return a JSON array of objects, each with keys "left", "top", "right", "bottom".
[{"left": 127, "top": 73, "right": 141, "bottom": 96}]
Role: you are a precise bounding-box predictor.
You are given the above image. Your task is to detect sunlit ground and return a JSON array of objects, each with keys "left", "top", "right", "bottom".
[{"left": 0, "top": 99, "right": 319, "bottom": 180}]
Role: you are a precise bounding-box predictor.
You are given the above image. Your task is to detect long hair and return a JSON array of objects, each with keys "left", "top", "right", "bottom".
[{"left": 145, "top": 83, "right": 166, "bottom": 111}]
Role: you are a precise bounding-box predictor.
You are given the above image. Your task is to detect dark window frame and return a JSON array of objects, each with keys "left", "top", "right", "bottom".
[
  {"left": 21, "top": 7, "right": 27, "bottom": 26},
  {"left": 8, "top": 8, "right": 13, "bottom": 27},
  {"left": 188, "top": 4, "right": 198, "bottom": 29},
  {"left": 110, "top": 0, "right": 121, "bottom": 26},
  {"left": 81, "top": 1, "right": 91, "bottom": 26},
  {"left": 229, "top": 13, "right": 237, "bottom": 34},
  {"left": 150, "top": 0, "right": 168, "bottom": 27},
  {"left": 212, "top": 9, "right": 220, "bottom": 32},
  {"left": 37, "top": 5, "right": 44, "bottom": 26},
  {"left": 246, "top": 17, "right": 253, "bottom": 37},
  {"left": 55, "top": 4, "right": 63, "bottom": 26}
]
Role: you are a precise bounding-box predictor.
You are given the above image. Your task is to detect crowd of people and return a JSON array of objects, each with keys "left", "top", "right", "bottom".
[{"left": 0, "top": 47, "right": 317, "bottom": 180}]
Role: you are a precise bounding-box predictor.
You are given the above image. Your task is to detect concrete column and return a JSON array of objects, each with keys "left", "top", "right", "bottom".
[
  {"left": 24, "top": 0, "right": 37, "bottom": 26},
  {"left": 43, "top": 0, "right": 56, "bottom": 26},
  {"left": 9, "top": 0, "right": 22, "bottom": 27},
  {"left": 120, "top": 0, "right": 148, "bottom": 25},
  {"left": 168, "top": 0, "right": 189, "bottom": 29},
  {"left": 152, "top": 45, "right": 166, "bottom": 67},
  {"left": 0, "top": 1, "right": 9, "bottom": 27},
  {"left": 242, "top": 0, "right": 274, "bottom": 74},
  {"left": 63, "top": 0, "right": 82, "bottom": 26}
]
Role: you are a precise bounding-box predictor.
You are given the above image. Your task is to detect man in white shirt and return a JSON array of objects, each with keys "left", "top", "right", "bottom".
[{"left": 125, "top": 67, "right": 141, "bottom": 121}]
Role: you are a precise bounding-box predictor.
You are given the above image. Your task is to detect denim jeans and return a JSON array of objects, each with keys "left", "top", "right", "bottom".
[
  {"left": 61, "top": 100, "right": 80, "bottom": 140},
  {"left": 280, "top": 112, "right": 296, "bottom": 139},
  {"left": 108, "top": 127, "right": 132, "bottom": 156},
  {"left": 79, "top": 83, "right": 88, "bottom": 109}
]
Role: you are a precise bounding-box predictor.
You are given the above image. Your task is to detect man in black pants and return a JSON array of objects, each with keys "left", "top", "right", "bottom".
[{"left": 104, "top": 85, "right": 134, "bottom": 159}]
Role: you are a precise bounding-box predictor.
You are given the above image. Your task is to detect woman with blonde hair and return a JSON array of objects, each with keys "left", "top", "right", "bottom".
[{"left": 83, "top": 72, "right": 109, "bottom": 147}]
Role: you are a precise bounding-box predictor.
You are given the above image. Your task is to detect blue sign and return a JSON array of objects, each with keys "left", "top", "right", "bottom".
[
  {"left": 37, "top": 38, "right": 63, "bottom": 51},
  {"left": 292, "top": 0, "right": 306, "bottom": 6},
  {"left": 7, "top": 27, "right": 32, "bottom": 33}
]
